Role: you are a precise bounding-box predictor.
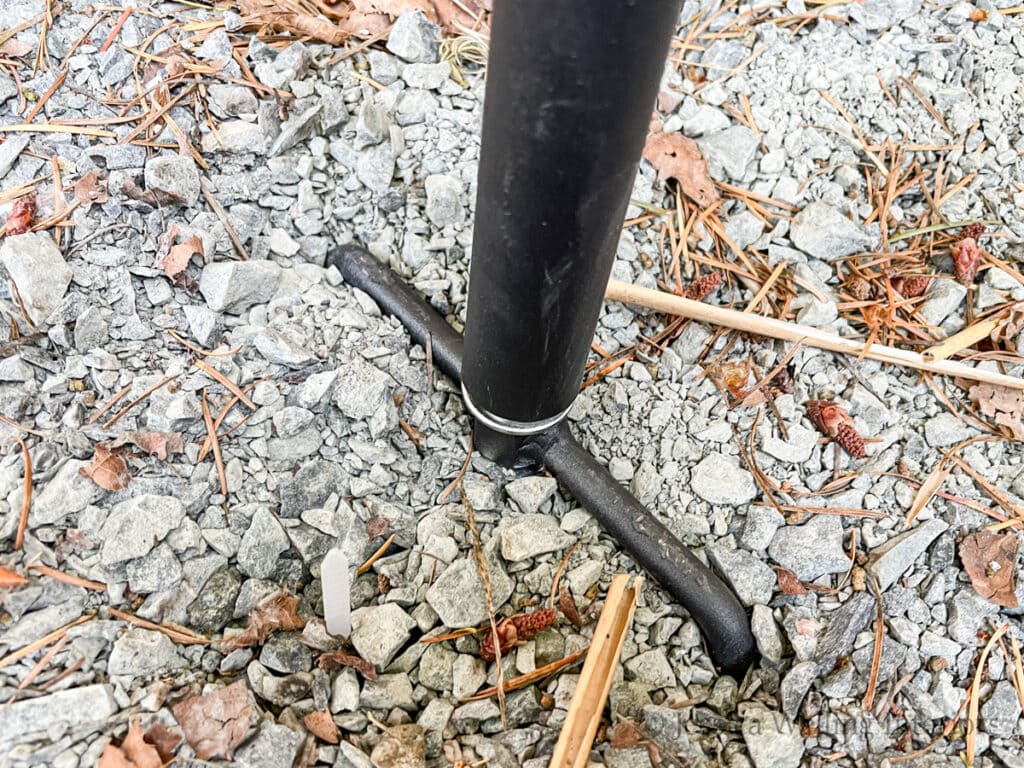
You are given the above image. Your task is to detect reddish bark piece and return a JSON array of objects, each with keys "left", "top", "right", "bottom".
[
  {"left": 892, "top": 275, "right": 931, "bottom": 298},
  {"left": 171, "top": 680, "right": 252, "bottom": 760},
  {"left": 558, "top": 586, "right": 585, "bottom": 628},
  {"left": 806, "top": 400, "right": 866, "bottom": 459},
  {"left": 959, "top": 530, "right": 1019, "bottom": 608},
  {"left": 161, "top": 235, "right": 204, "bottom": 282},
  {"left": 0, "top": 566, "right": 28, "bottom": 587},
  {"left": 79, "top": 445, "right": 131, "bottom": 491},
  {"left": 6, "top": 194, "right": 36, "bottom": 235},
  {"left": 641, "top": 132, "right": 720, "bottom": 208},
  {"left": 365, "top": 515, "right": 390, "bottom": 538}
]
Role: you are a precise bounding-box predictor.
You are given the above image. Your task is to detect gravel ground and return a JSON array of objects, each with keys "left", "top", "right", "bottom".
[{"left": 1, "top": 1, "right": 1023, "bottom": 767}]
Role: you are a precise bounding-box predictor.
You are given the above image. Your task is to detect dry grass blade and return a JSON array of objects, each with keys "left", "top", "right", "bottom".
[
  {"left": 1010, "top": 636, "right": 1024, "bottom": 716},
  {"left": 0, "top": 613, "right": 96, "bottom": 669},
  {"left": 28, "top": 564, "right": 105, "bottom": 591},
  {"left": 460, "top": 480, "right": 505, "bottom": 726},
  {"left": 905, "top": 460, "right": 952, "bottom": 528},
  {"left": 966, "top": 624, "right": 1009, "bottom": 766},
  {"left": 0, "top": 124, "right": 116, "bottom": 138},
  {"left": 466, "top": 646, "right": 589, "bottom": 701},
  {"left": 13, "top": 437, "right": 30, "bottom": 550},
  {"left": 194, "top": 358, "right": 255, "bottom": 409},
  {"left": 862, "top": 576, "right": 884, "bottom": 712},
  {"left": 438, "top": 435, "right": 473, "bottom": 503},
  {"left": 201, "top": 389, "right": 227, "bottom": 496},
  {"left": 108, "top": 607, "right": 208, "bottom": 645},
  {"left": 198, "top": 382, "right": 256, "bottom": 462},
  {"left": 357, "top": 533, "right": 396, "bottom": 575},
  {"left": 549, "top": 536, "right": 584, "bottom": 610}
]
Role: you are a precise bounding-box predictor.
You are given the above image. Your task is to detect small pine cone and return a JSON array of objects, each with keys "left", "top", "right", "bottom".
[
  {"left": 683, "top": 271, "right": 722, "bottom": 302},
  {"left": 835, "top": 422, "right": 866, "bottom": 459},
  {"left": 961, "top": 222, "right": 985, "bottom": 242},
  {"left": 952, "top": 237, "right": 983, "bottom": 285},
  {"left": 510, "top": 608, "right": 556, "bottom": 639},
  {"left": 846, "top": 278, "right": 872, "bottom": 301},
  {"left": 896, "top": 275, "right": 931, "bottom": 298}
]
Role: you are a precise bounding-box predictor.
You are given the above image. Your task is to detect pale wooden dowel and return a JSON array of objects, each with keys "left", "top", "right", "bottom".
[
  {"left": 605, "top": 279, "right": 1024, "bottom": 391},
  {"left": 921, "top": 317, "right": 1001, "bottom": 362}
]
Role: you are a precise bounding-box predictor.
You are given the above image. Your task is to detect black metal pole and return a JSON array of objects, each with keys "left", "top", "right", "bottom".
[{"left": 462, "top": 0, "right": 682, "bottom": 459}]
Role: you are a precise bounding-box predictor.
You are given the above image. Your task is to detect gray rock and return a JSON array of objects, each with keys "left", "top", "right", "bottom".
[
  {"left": 424, "top": 174, "right": 465, "bottom": 228},
  {"left": 426, "top": 552, "right": 514, "bottom": 627},
  {"left": 269, "top": 105, "right": 321, "bottom": 157},
  {"left": 255, "top": 327, "right": 314, "bottom": 367},
  {"left": 789, "top": 202, "right": 874, "bottom": 260},
  {"left": 0, "top": 134, "right": 29, "bottom": 179},
  {"left": 402, "top": 62, "right": 451, "bottom": 90},
  {"left": 948, "top": 589, "right": 996, "bottom": 645},
  {"left": 237, "top": 507, "right": 290, "bottom": 578},
  {"left": 761, "top": 424, "right": 819, "bottom": 463},
  {"left": 207, "top": 83, "right": 258, "bottom": 118},
  {"left": 357, "top": 141, "right": 396, "bottom": 193},
  {"left": 74, "top": 306, "right": 109, "bottom": 350},
  {"left": 354, "top": 101, "right": 391, "bottom": 148},
  {"left": 125, "top": 543, "right": 182, "bottom": 593},
  {"left": 201, "top": 120, "right": 268, "bottom": 154},
  {"left": 780, "top": 661, "right": 819, "bottom": 720},
  {"left": 108, "top": 628, "right": 185, "bottom": 676},
  {"left": 924, "top": 412, "right": 971, "bottom": 448},
  {"left": 751, "top": 604, "right": 784, "bottom": 663},
  {"left": 697, "top": 125, "right": 759, "bottom": 180},
  {"left": 452, "top": 654, "right": 487, "bottom": 700},
  {"left": 917, "top": 279, "right": 967, "bottom": 326},
  {"left": 813, "top": 592, "right": 876, "bottom": 671},
  {"left": 100, "top": 495, "right": 186, "bottom": 566},
  {"left": 690, "top": 454, "right": 757, "bottom": 505},
  {"left": 981, "top": 680, "right": 1022, "bottom": 739},
  {"left": 740, "top": 506, "right": 784, "bottom": 551},
  {"left": 605, "top": 747, "right": 653, "bottom": 768},
  {"left": 235, "top": 722, "right": 304, "bottom": 768},
  {"left": 360, "top": 673, "right": 416, "bottom": 711},
  {"left": 247, "top": 660, "right": 313, "bottom": 706},
  {"left": 919, "top": 630, "right": 962, "bottom": 667},
  {"left": 183, "top": 305, "right": 222, "bottom": 347},
  {"left": 187, "top": 567, "right": 243, "bottom": 633},
  {"left": 624, "top": 649, "right": 675, "bottom": 689},
  {"left": 280, "top": 460, "right": 348, "bottom": 518},
  {"left": 741, "top": 707, "right": 803, "bottom": 768},
  {"left": 641, "top": 705, "right": 705, "bottom": 764},
  {"left": 334, "top": 356, "right": 395, "bottom": 419},
  {"left": 31, "top": 459, "right": 101, "bottom": 525},
  {"left": 350, "top": 603, "right": 416, "bottom": 667},
  {"left": 144, "top": 155, "right": 200, "bottom": 206},
  {"left": 0, "top": 233, "right": 73, "bottom": 325},
  {"left": 199, "top": 260, "right": 282, "bottom": 313},
  {"left": 0, "top": 685, "right": 117, "bottom": 749},
  {"left": 499, "top": 514, "right": 573, "bottom": 562},
  {"left": 706, "top": 543, "right": 775, "bottom": 606},
  {"left": 336, "top": 741, "right": 375, "bottom": 768},
  {"left": 768, "top": 516, "right": 850, "bottom": 581},
  {"left": 386, "top": 11, "right": 441, "bottom": 63},
  {"left": 4, "top": 600, "right": 86, "bottom": 647},
  {"left": 331, "top": 667, "right": 361, "bottom": 712},
  {"left": 86, "top": 142, "right": 147, "bottom": 170},
  {"left": 505, "top": 476, "right": 558, "bottom": 514},
  {"left": 396, "top": 89, "right": 439, "bottom": 125},
  {"left": 865, "top": 518, "right": 948, "bottom": 591},
  {"left": 260, "top": 632, "right": 313, "bottom": 673}
]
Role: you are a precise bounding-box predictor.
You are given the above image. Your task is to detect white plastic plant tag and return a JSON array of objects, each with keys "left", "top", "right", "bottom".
[{"left": 322, "top": 547, "right": 351, "bottom": 638}]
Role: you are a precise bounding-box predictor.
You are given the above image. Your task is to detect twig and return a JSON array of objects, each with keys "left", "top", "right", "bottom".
[
  {"left": 357, "top": 533, "right": 396, "bottom": 575},
  {"left": 194, "top": 358, "right": 255, "bottom": 409},
  {"left": 108, "top": 607, "right": 208, "bottom": 645},
  {"left": 197, "top": 383, "right": 256, "bottom": 461},
  {"left": 466, "top": 646, "right": 588, "bottom": 701},
  {"left": 966, "top": 624, "right": 1009, "bottom": 766},
  {"left": 28, "top": 564, "right": 105, "bottom": 591},
  {"left": 99, "top": 6, "right": 133, "bottom": 53},
  {"left": 889, "top": 219, "right": 1000, "bottom": 243},
  {"left": 103, "top": 374, "right": 177, "bottom": 428},
  {"left": 605, "top": 279, "right": 1024, "bottom": 391},
  {"left": 200, "top": 388, "right": 227, "bottom": 496},
  {"left": 13, "top": 437, "right": 31, "bottom": 550},
  {"left": 16, "top": 634, "right": 68, "bottom": 691},
  {"left": 549, "top": 537, "right": 584, "bottom": 610},
  {"left": 0, "top": 413, "right": 46, "bottom": 437}
]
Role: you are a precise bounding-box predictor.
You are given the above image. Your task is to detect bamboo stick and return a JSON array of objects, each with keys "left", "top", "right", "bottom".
[
  {"left": 922, "top": 317, "right": 1001, "bottom": 362},
  {"left": 549, "top": 574, "right": 642, "bottom": 768},
  {"left": 605, "top": 280, "right": 1024, "bottom": 391}
]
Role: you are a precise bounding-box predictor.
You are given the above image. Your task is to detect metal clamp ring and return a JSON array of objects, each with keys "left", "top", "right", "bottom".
[{"left": 461, "top": 383, "right": 572, "bottom": 436}]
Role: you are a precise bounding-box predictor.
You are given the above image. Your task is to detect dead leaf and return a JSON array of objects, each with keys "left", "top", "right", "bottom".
[
  {"left": 430, "top": 0, "right": 487, "bottom": 32},
  {"left": 121, "top": 175, "right": 187, "bottom": 207},
  {"left": 967, "top": 382, "right": 1024, "bottom": 440},
  {"left": 960, "top": 530, "right": 1019, "bottom": 608},
  {"left": 775, "top": 566, "right": 807, "bottom": 596},
  {"left": 905, "top": 460, "right": 952, "bottom": 528},
  {"left": 991, "top": 307, "right": 1024, "bottom": 353},
  {"left": 0, "top": 39, "right": 34, "bottom": 57},
  {"left": 303, "top": 709, "right": 339, "bottom": 744},
  {"left": 641, "top": 132, "right": 719, "bottom": 208},
  {"left": 317, "top": 650, "right": 378, "bottom": 680},
  {"left": 73, "top": 170, "right": 109, "bottom": 208},
  {"left": 365, "top": 515, "right": 390, "bottom": 538},
  {"left": 172, "top": 680, "right": 252, "bottom": 761},
  {"left": 109, "top": 431, "right": 185, "bottom": 460},
  {"left": 609, "top": 720, "right": 645, "bottom": 749},
  {"left": 161, "top": 235, "right": 203, "bottom": 281},
  {"left": 558, "top": 585, "right": 584, "bottom": 628},
  {"left": 98, "top": 720, "right": 163, "bottom": 768},
  {"left": 144, "top": 723, "right": 181, "bottom": 763},
  {"left": 0, "top": 566, "right": 28, "bottom": 587},
  {"left": 79, "top": 445, "right": 131, "bottom": 491},
  {"left": 6, "top": 194, "right": 36, "bottom": 235},
  {"left": 226, "top": 590, "right": 305, "bottom": 649}
]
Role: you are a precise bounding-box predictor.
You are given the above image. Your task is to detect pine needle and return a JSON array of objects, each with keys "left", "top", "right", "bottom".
[
  {"left": 200, "top": 388, "right": 227, "bottom": 496},
  {"left": 13, "top": 437, "right": 30, "bottom": 550},
  {"left": 357, "top": 534, "right": 396, "bottom": 575},
  {"left": 103, "top": 374, "right": 178, "bottom": 428},
  {"left": 194, "top": 358, "right": 255, "bottom": 409},
  {"left": 862, "top": 575, "right": 884, "bottom": 712}
]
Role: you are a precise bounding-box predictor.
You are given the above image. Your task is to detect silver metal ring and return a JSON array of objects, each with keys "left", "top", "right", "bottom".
[{"left": 461, "top": 383, "right": 572, "bottom": 435}]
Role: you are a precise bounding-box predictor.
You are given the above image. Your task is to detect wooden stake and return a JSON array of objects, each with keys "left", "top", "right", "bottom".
[
  {"left": 605, "top": 280, "right": 1024, "bottom": 391},
  {"left": 549, "top": 574, "right": 642, "bottom": 768}
]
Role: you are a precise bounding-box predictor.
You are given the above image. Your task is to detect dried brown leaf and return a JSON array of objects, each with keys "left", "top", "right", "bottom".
[
  {"left": 365, "top": 515, "right": 390, "bottom": 538},
  {"left": 6, "top": 194, "right": 35, "bottom": 235},
  {"left": 79, "top": 445, "right": 131, "bottom": 491},
  {"left": 73, "top": 170, "right": 108, "bottom": 208},
  {"left": 98, "top": 720, "right": 163, "bottom": 768},
  {"left": 303, "top": 709, "right": 339, "bottom": 744},
  {"left": 161, "top": 234, "right": 203, "bottom": 281},
  {"left": 431, "top": 0, "right": 486, "bottom": 32},
  {"left": 609, "top": 720, "right": 645, "bottom": 749},
  {"left": 967, "top": 383, "right": 1024, "bottom": 440},
  {"left": 905, "top": 461, "right": 952, "bottom": 528},
  {"left": 317, "top": 650, "right": 378, "bottom": 680},
  {"left": 121, "top": 175, "right": 187, "bottom": 207},
  {"left": 558, "top": 585, "right": 584, "bottom": 628},
  {"left": 991, "top": 307, "right": 1024, "bottom": 353},
  {"left": 109, "top": 431, "right": 184, "bottom": 460},
  {"left": 226, "top": 590, "right": 305, "bottom": 649},
  {"left": 0, "top": 566, "right": 28, "bottom": 587},
  {"left": 172, "top": 680, "right": 252, "bottom": 761},
  {"left": 143, "top": 723, "right": 181, "bottom": 763},
  {"left": 775, "top": 566, "right": 807, "bottom": 596},
  {"left": 641, "top": 132, "right": 719, "bottom": 208},
  {"left": 960, "top": 531, "right": 1019, "bottom": 608},
  {"left": 0, "top": 39, "right": 34, "bottom": 57}
]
